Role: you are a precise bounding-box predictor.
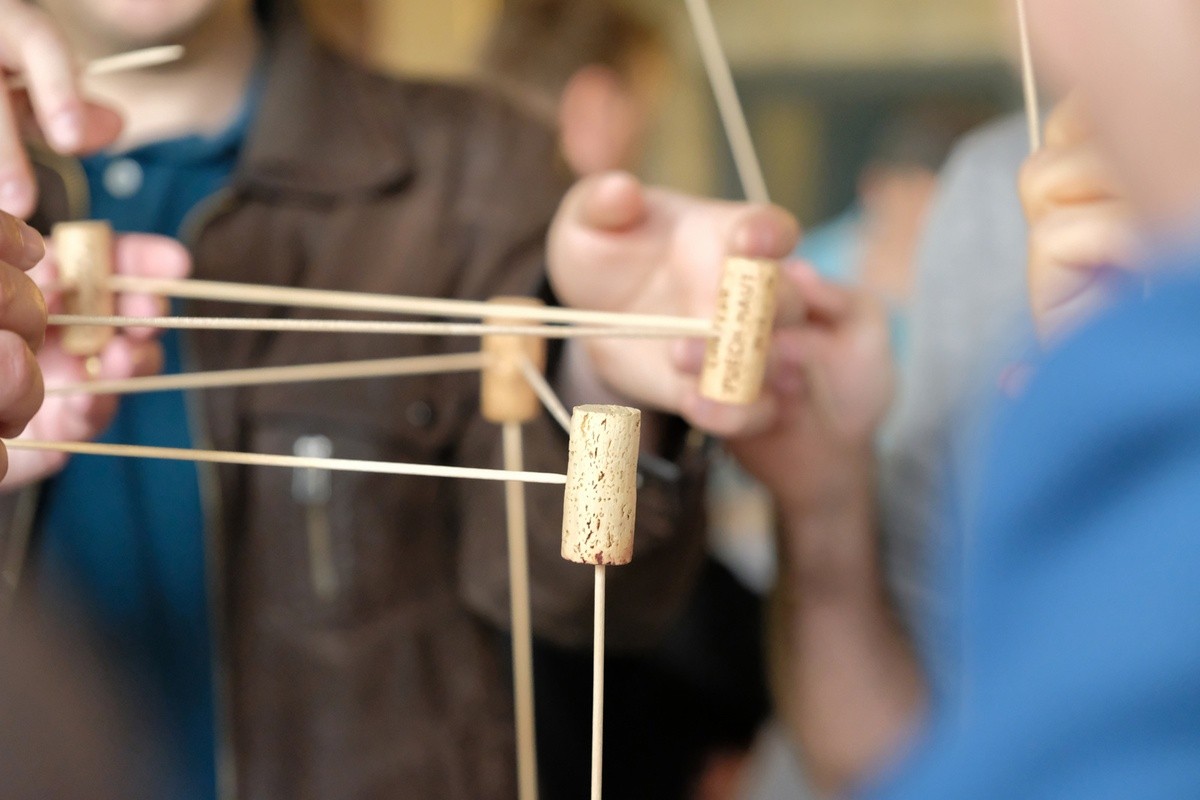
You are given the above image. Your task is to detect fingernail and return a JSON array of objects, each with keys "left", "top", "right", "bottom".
[
  {"left": 49, "top": 108, "right": 83, "bottom": 151},
  {"left": 16, "top": 219, "right": 45, "bottom": 266},
  {"left": 731, "top": 223, "right": 768, "bottom": 256},
  {"left": 0, "top": 180, "right": 32, "bottom": 216}
]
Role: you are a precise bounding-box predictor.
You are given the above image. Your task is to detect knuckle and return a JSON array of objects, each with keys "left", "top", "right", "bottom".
[
  {"left": 0, "top": 263, "right": 15, "bottom": 316},
  {"left": 1018, "top": 158, "right": 1045, "bottom": 207},
  {"left": 0, "top": 330, "right": 28, "bottom": 390}
]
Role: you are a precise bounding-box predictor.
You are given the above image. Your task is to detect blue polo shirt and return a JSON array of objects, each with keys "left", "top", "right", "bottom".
[{"left": 36, "top": 85, "right": 258, "bottom": 800}]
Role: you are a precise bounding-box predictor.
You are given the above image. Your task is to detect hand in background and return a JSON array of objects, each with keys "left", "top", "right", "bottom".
[
  {"left": 2, "top": 233, "right": 189, "bottom": 488},
  {"left": 722, "top": 264, "right": 894, "bottom": 511},
  {"left": 0, "top": 0, "right": 123, "bottom": 217},
  {"left": 1021, "top": 94, "right": 1138, "bottom": 341},
  {"left": 548, "top": 171, "right": 802, "bottom": 436}
]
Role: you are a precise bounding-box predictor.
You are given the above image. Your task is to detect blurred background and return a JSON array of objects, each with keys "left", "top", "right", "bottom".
[
  {"left": 301, "top": 0, "right": 1016, "bottom": 213},
  {"left": 295, "top": 1, "right": 1023, "bottom": 797}
]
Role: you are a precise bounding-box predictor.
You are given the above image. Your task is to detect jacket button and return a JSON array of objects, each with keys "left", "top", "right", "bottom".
[
  {"left": 103, "top": 158, "right": 143, "bottom": 198},
  {"left": 406, "top": 400, "right": 435, "bottom": 428}
]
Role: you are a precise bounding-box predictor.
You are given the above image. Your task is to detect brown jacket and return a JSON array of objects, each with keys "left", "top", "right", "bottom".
[{"left": 1, "top": 18, "right": 707, "bottom": 800}]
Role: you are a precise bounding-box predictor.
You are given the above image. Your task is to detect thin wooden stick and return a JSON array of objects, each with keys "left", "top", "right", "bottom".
[
  {"left": 46, "top": 352, "right": 488, "bottom": 396},
  {"left": 560, "top": 407, "right": 639, "bottom": 800},
  {"left": 104, "top": 275, "right": 714, "bottom": 337},
  {"left": 503, "top": 422, "right": 539, "bottom": 800},
  {"left": 683, "top": 0, "right": 770, "bottom": 204},
  {"left": 1015, "top": 0, "right": 1042, "bottom": 153},
  {"left": 49, "top": 314, "right": 713, "bottom": 340},
  {"left": 591, "top": 564, "right": 606, "bottom": 800},
  {"left": 517, "top": 354, "right": 572, "bottom": 434},
  {"left": 2, "top": 440, "right": 567, "bottom": 485},
  {"left": 5, "top": 45, "right": 185, "bottom": 91}
]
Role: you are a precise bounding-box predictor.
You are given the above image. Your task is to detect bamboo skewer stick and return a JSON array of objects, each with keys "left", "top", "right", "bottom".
[
  {"left": 2, "top": 440, "right": 567, "bottom": 485},
  {"left": 46, "top": 352, "right": 489, "bottom": 397},
  {"left": 590, "top": 564, "right": 606, "bottom": 800},
  {"left": 103, "top": 275, "right": 714, "bottom": 337},
  {"left": 481, "top": 298, "right": 544, "bottom": 800},
  {"left": 1015, "top": 0, "right": 1042, "bottom": 154},
  {"left": 503, "top": 422, "right": 539, "bottom": 800},
  {"left": 681, "top": 1, "right": 784, "bottom": 406},
  {"left": 561, "top": 406, "right": 641, "bottom": 800},
  {"left": 517, "top": 354, "right": 572, "bottom": 434},
  {"left": 683, "top": 0, "right": 770, "bottom": 205},
  {"left": 48, "top": 314, "right": 713, "bottom": 340},
  {"left": 5, "top": 45, "right": 185, "bottom": 90}
]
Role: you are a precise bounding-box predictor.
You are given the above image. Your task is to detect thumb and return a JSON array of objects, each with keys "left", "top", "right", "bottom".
[{"left": 567, "top": 171, "right": 648, "bottom": 233}]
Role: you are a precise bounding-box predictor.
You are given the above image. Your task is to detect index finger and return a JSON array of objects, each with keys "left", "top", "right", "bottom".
[
  {"left": 114, "top": 234, "right": 191, "bottom": 280},
  {"left": 726, "top": 205, "right": 801, "bottom": 323}
]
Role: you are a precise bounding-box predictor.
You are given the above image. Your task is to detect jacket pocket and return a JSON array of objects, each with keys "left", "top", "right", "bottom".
[{"left": 234, "top": 411, "right": 464, "bottom": 629}]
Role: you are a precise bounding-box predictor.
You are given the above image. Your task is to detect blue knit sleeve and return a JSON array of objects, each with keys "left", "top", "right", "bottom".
[{"left": 862, "top": 272, "right": 1200, "bottom": 800}]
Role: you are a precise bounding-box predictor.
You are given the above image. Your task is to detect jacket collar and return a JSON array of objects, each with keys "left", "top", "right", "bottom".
[{"left": 236, "top": 16, "right": 414, "bottom": 198}]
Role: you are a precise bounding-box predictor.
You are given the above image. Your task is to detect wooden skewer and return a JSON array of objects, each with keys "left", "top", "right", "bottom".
[
  {"left": 46, "top": 352, "right": 489, "bottom": 397},
  {"left": 681, "top": 3, "right": 784, "bottom": 406},
  {"left": 1015, "top": 0, "right": 1042, "bottom": 154},
  {"left": 103, "top": 275, "right": 714, "bottom": 337},
  {"left": 590, "top": 563, "right": 606, "bottom": 800},
  {"left": 503, "top": 422, "right": 539, "bottom": 800},
  {"left": 47, "top": 314, "right": 712, "bottom": 340},
  {"left": 5, "top": 45, "right": 185, "bottom": 91},
  {"left": 683, "top": 0, "right": 770, "bottom": 205},
  {"left": 2, "top": 440, "right": 567, "bottom": 486},
  {"left": 517, "top": 354, "right": 572, "bottom": 434},
  {"left": 481, "top": 298, "right": 544, "bottom": 800},
  {"left": 561, "top": 405, "right": 642, "bottom": 800}
]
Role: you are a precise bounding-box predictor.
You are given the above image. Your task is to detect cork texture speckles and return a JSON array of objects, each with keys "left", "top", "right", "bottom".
[{"left": 561, "top": 405, "right": 641, "bottom": 566}]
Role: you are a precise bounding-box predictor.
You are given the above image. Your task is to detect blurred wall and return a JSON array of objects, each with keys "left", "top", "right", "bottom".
[{"left": 305, "top": 0, "right": 1016, "bottom": 199}]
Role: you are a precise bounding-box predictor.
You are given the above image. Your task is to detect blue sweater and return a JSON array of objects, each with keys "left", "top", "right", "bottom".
[{"left": 865, "top": 264, "right": 1200, "bottom": 798}]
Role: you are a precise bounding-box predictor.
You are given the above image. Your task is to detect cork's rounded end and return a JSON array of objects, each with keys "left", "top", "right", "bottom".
[
  {"left": 700, "top": 257, "right": 780, "bottom": 405},
  {"left": 481, "top": 297, "right": 547, "bottom": 424},
  {"left": 572, "top": 404, "right": 641, "bottom": 419},
  {"left": 560, "top": 404, "right": 642, "bottom": 567}
]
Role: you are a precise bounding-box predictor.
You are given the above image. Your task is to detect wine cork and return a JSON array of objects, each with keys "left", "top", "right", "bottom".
[
  {"left": 481, "top": 297, "right": 547, "bottom": 424},
  {"left": 52, "top": 221, "right": 115, "bottom": 358},
  {"left": 561, "top": 405, "right": 641, "bottom": 566},
  {"left": 700, "top": 257, "right": 779, "bottom": 405}
]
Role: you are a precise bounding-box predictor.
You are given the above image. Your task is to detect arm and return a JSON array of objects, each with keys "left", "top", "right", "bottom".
[
  {"left": 726, "top": 269, "right": 924, "bottom": 794},
  {"left": 772, "top": 465, "right": 924, "bottom": 797}
]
